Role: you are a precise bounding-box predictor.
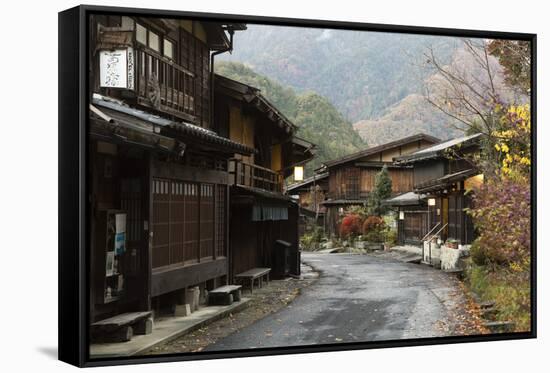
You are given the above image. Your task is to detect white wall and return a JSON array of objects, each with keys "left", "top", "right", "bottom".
[{"left": 0, "top": 1, "right": 546, "bottom": 372}]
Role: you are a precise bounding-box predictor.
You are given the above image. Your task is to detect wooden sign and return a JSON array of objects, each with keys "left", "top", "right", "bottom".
[{"left": 99, "top": 48, "right": 134, "bottom": 89}]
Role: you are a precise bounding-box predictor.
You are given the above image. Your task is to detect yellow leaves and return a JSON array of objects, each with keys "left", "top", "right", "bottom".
[
  {"left": 519, "top": 157, "right": 531, "bottom": 166},
  {"left": 493, "top": 103, "right": 531, "bottom": 178}
]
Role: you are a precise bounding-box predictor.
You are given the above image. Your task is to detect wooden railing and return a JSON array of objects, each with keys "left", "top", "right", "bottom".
[
  {"left": 229, "top": 159, "right": 283, "bottom": 193},
  {"left": 135, "top": 46, "right": 196, "bottom": 120}
]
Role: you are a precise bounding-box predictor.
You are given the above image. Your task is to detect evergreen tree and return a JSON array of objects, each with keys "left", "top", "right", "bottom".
[{"left": 368, "top": 165, "right": 392, "bottom": 216}]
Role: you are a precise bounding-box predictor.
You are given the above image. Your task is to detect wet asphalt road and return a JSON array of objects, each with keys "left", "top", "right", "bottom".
[{"left": 205, "top": 253, "right": 459, "bottom": 351}]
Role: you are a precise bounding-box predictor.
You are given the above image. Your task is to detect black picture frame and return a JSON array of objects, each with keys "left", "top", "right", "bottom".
[{"left": 59, "top": 5, "right": 537, "bottom": 367}]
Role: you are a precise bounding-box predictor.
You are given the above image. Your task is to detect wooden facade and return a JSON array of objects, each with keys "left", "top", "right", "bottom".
[
  {"left": 88, "top": 16, "right": 254, "bottom": 323},
  {"left": 214, "top": 75, "right": 315, "bottom": 279},
  {"left": 392, "top": 133, "right": 482, "bottom": 246},
  {"left": 88, "top": 15, "right": 315, "bottom": 327},
  {"left": 319, "top": 134, "right": 440, "bottom": 236}
]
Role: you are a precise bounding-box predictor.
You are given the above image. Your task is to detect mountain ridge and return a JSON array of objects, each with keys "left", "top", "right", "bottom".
[{"left": 214, "top": 61, "right": 367, "bottom": 173}]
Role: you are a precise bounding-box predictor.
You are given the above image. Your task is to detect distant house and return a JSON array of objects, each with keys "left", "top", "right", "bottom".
[
  {"left": 285, "top": 172, "right": 329, "bottom": 212},
  {"left": 213, "top": 74, "right": 315, "bottom": 279},
  {"left": 318, "top": 134, "right": 440, "bottom": 236},
  {"left": 391, "top": 133, "right": 483, "bottom": 246},
  {"left": 285, "top": 172, "right": 329, "bottom": 235}
]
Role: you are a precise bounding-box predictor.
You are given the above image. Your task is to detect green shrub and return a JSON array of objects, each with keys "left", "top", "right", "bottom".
[
  {"left": 385, "top": 229, "right": 397, "bottom": 245},
  {"left": 300, "top": 226, "right": 324, "bottom": 251},
  {"left": 470, "top": 240, "right": 489, "bottom": 266},
  {"left": 465, "top": 263, "right": 531, "bottom": 332}
]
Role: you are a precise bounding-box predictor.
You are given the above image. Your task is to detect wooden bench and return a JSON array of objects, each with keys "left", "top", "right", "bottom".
[
  {"left": 91, "top": 311, "right": 152, "bottom": 343},
  {"left": 235, "top": 267, "right": 271, "bottom": 293},
  {"left": 208, "top": 285, "right": 242, "bottom": 305}
]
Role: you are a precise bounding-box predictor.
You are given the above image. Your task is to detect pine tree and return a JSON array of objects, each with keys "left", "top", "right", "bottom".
[{"left": 368, "top": 165, "right": 392, "bottom": 216}]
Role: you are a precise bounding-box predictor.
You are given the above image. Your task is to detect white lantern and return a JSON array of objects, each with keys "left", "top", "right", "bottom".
[
  {"left": 294, "top": 166, "right": 304, "bottom": 181},
  {"left": 428, "top": 198, "right": 436, "bottom": 206}
]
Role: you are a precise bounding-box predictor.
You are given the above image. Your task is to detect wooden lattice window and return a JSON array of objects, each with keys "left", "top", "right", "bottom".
[
  {"left": 345, "top": 168, "right": 360, "bottom": 199},
  {"left": 199, "top": 184, "right": 214, "bottom": 260},
  {"left": 152, "top": 178, "right": 171, "bottom": 268},
  {"left": 215, "top": 185, "right": 227, "bottom": 258},
  {"left": 152, "top": 178, "right": 225, "bottom": 269},
  {"left": 183, "top": 182, "right": 199, "bottom": 264}
]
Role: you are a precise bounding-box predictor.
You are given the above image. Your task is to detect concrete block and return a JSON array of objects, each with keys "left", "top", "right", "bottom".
[
  {"left": 134, "top": 317, "right": 153, "bottom": 335},
  {"left": 194, "top": 286, "right": 200, "bottom": 310},
  {"left": 185, "top": 287, "right": 199, "bottom": 312},
  {"left": 174, "top": 304, "right": 191, "bottom": 317}
]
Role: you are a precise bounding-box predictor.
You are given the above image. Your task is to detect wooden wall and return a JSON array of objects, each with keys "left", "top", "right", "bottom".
[
  {"left": 228, "top": 105, "right": 255, "bottom": 164},
  {"left": 328, "top": 165, "right": 414, "bottom": 199},
  {"left": 413, "top": 160, "right": 446, "bottom": 187},
  {"left": 90, "top": 16, "right": 212, "bottom": 128},
  {"left": 230, "top": 202, "right": 299, "bottom": 280}
]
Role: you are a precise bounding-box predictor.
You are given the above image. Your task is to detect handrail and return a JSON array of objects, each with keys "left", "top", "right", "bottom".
[
  {"left": 229, "top": 159, "right": 282, "bottom": 193},
  {"left": 422, "top": 222, "right": 448, "bottom": 265},
  {"left": 426, "top": 223, "right": 448, "bottom": 243},
  {"left": 135, "top": 46, "right": 196, "bottom": 118},
  {"left": 421, "top": 222, "right": 441, "bottom": 242}
]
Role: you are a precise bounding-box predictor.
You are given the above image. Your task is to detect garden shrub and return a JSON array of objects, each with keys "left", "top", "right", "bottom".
[
  {"left": 470, "top": 240, "right": 489, "bottom": 266},
  {"left": 469, "top": 176, "right": 530, "bottom": 269},
  {"left": 385, "top": 229, "right": 398, "bottom": 246},
  {"left": 362, "top": 215, "right": 385, "bottom": 234},
  {"left": 362, "top": 215, "right": 387, "bottom": 242},
  {"left": 339, "top": 214, "right": 363, "bottom": 239}
]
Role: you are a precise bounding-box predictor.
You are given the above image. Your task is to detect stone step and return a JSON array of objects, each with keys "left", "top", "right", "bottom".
[
  {"left": 483, "top": 321, "right": 515, "bottom": 333},
  {"left": 479, "top": 300, "right": 496, "bottom": 309}
]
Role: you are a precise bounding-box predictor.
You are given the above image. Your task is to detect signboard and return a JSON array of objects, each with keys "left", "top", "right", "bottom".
[{"left": 99, "top": 48, "right": 134, "bottom": 89}]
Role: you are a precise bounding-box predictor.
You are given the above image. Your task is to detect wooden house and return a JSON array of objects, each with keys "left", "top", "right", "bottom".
[
  {"left": 285, "top": 172, "right": 329, "bottom": 213},
  {"left": 319, "top": 134, "right": 440, "bottom": 236},
  {"left": 213, "top": 75, "right": 315, "bottom": 279},
  {"left": 87, "top": 15, "right": 259, "bottom": 325},
  {"left": 391, "top": 133, "right": 483, "bottom": 246},
  {"left": 285, "top": 173, "right": 329, "bottom": 235}
]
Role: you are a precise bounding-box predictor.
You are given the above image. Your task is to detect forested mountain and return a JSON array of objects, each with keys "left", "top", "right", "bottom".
[
  {"left": 221, "top": 25, "right": 460, "bottom": 122},
  {"left": 215, "top": 62, "right": 366, "bottom": 172},
  {"left": 353, "top": 94, "right": 463, "bottom": 145}
]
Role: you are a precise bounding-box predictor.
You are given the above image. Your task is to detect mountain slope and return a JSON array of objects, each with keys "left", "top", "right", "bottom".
[
  {"left": 221, "top": 25, "right": 460, "bottom": 122},
  {"left": 352, "top": 94, "right": 463, "bottom": 145},
  {"left": 215, "top": 62, "right": 367, "bottom": 172}
]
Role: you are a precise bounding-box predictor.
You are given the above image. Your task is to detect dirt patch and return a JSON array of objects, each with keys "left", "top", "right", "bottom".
[{"left": 145, "top": 265, "right": 318, "bottom": 354}]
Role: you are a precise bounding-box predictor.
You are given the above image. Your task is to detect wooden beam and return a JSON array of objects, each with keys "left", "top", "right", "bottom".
[
  {"left": 151, "top": 258, "right": 228, "bottom": 296},
  {"left": 151, "top": 159, "right": 228, "bottom": 184}
]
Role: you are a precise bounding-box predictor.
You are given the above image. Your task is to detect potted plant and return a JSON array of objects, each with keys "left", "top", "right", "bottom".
[{"left": 446, "top": 238, "right": 459, "bottom": 249}]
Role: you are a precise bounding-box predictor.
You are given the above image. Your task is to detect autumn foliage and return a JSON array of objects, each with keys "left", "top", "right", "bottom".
[
  {"left": 469, "top": 177, "right": 530, "bottom": 270},
  {"left": 362, "top": 216, "right": 386, "bottom": 235},
  {"left": 339, "top": 214, "right": 363, "bottom": 238}
]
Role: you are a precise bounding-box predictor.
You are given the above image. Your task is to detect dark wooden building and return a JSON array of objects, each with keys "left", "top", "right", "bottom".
[
  {"left": 213, "top": 75, "right": 315, "bottom": 279},
  {"left": 391, "top": 133, "right": 483, "bottom": 246},
  {"left": 319, "top": 134, "right": 440, "bottom": 236},
  {"left": 88, "top": 15, "right": 260, "bottom": 325}
]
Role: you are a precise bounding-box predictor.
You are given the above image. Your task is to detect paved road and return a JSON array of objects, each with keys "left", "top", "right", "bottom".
[{"left": 205, "top": 253, "right": 461, "bottom": 351}]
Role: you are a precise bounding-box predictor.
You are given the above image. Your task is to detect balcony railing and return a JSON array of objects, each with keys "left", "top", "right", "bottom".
[
  {"left": 229, "top": 159, "right": 283, "bottom": 193},
  {"left": 135, "top": 46, "right": 196, "bottom": 121}
]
